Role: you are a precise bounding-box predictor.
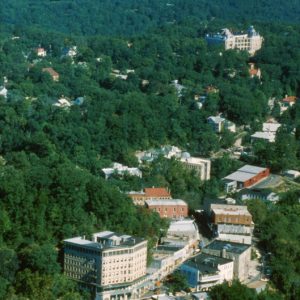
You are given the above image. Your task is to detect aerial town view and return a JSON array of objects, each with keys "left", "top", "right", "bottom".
[{"left": 0, "top": 1, "right": 300, "bottom": 300}]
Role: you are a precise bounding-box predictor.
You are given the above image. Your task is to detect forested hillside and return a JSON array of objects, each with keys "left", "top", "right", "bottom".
[{"left": 1, "top": 0, "right": 300, "bottom": 35}]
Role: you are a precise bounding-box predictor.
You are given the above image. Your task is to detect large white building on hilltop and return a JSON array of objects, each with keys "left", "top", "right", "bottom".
[{"left": 206, "top": 26, "right": 263, "bottom": 55}]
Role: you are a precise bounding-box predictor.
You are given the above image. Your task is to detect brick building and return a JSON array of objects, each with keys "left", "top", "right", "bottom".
[
  {"left": 208, "top": 204, "right": 254, "bottom": 244},
  {"left": 145, "top": 199, "right": 188, "bottom": 219}
]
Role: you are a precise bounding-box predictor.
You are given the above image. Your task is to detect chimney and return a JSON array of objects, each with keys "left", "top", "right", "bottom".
[{"left": 222, "top": 248, "right": 226, "bottom": 258}]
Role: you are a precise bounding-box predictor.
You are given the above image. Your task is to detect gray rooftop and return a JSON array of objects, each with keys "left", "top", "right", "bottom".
[
  {"left": 64, "top": 231, "right": 145, "bottom": 250},
  {"left": 238, "top": 165, "right": 268, "bottom": 174},
  {"left": 146, "top": 199, "right": 187, "bottom": 206},
  {"left": 184, "top": 253, "right": 232, "bottom": 274},
  {"left": 224, "top": 165, "right": 268, "bottom": 182},
  {"left": 204, "top": 240, "right": 250, "bottom": 254}
]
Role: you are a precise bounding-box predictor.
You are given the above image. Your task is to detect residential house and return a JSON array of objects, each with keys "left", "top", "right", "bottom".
[
  {"left": 62, "top": 46, "right": 77, "bottom": 57},
  {"left": 208, "top": 116, "right": 236, "bottom": 133},
  {"left": 53, "top": 97, "right": 72, "bottom": 108},
  {"left": 35, "top": 47, "right": 47, "bottom": 57},
  {"left": 249, "top": 63, "right": 261, "bottom": 79},
  {"left": 0, "top": 86, "right": 8, "bottom": 99},
  {"left": 251, "top": 122, "right": 281, "bottom": 143},
  {"left": 102, "top": 163, "right": 142, "bottom": 179},
  {"left": 42, "top": 67, "right": 59, "bottom": 81}
]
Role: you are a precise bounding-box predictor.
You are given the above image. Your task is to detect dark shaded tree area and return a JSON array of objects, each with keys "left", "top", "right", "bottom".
[{"left": 1, "top": 0, "right": 300, "bottom": 36}]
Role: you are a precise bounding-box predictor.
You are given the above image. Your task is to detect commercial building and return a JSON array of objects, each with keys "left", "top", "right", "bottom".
[
  {"left": 102, "top": 163, "right": 142, "bottom": 179},
  {"left": 166, "top": 219, "right": 200, "bottom": 242},
  {"left": 207, "top": 116, "right": 236, "bottom": 133},
  {"left": 223, "top": 165, "right": 269, "bottom": 193},
  {"left": 205, "top": 26, "right": 263, "bottom": 55},
  {"left": 208, "top": 204, "right": 253, "bottom": 244},
  {"left": 145, "top": 199, "right": 188, "bottom": 219},
  {"left": 180, "top": 155, "right": 211, "bottom": 181},
  {"left": 202, "top": 240, "right": 251, "bottom": 281},
  {"left": 149, "top": 219, "right": 200, "bottom": 282},
  {"left": 64, "top": 231, "right": 148, "bottom": 300},
  {"left": 180, "top": 253, "right": 233, "bottom": 291},
  {"left": 127, "top": 187, "right": 171, "bottom": 206}
]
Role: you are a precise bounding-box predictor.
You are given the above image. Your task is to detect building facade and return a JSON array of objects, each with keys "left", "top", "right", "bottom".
[
  {"left": 127, "top": 187, "right": 171, "bottom": 206},
  {"left": 202, "top": 240, "right": 251, "bottom": 282},
  {"left": 206, "top": 26, "right": 263, "bottom": 55},
  {"left": 180, "top": 156, "right": 211, "bottom": 181},
  {"left": 223, "top": 165, "right": 270, "bottom": 192},
  {"left": 180, "top": 253, "right": 233, "bottom": 291},
  {"left": 64, "top": 231, "right": 148, "bottom": 300},
  {"left": 145, "top": 199, "right": 188, "bottom": 219},
  {"left": 207, "top": 204, "right": 253, "bottom": 245}
]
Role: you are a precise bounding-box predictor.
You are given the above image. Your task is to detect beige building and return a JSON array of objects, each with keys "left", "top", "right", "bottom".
[
  {"left": 206, "top": 26, "right": 263, "bottom": 55},
  {"left": 180, "top": 155, "right": 211, "bottom": 181},
  {"left": 64, "top": 231, "right": 148, "bottom": 300}
]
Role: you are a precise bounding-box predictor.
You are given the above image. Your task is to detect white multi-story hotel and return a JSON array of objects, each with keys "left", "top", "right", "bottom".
[
  {"left": 206, "top": 26, "right": 263, "bottom": 55},
  {"left": 64, "top": 231, "right": 148, "bottom": 300}
]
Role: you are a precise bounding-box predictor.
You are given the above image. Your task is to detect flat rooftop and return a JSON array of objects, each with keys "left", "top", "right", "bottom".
[
  {"left": 238, "top": 165, "right": 268, "bottom": 174},
  {"left": 64, "top": 231, "right": 145, "bottom": 250},
  {"left": 211, "top": 204, "right": 251, "bottom": 216},
  {"left": 180, "top": 157, "right": 210, "bottom": 164},
  {"left": 224, "top": 171, "right": 258, "bottom": 182},
  {"left": 204, "top": 239, "right": 250, "bottom": 254},
  {"left": 146, "top": 199, "right": 187, "bottom": 206},
  {"left": 184, "top": 253, "right": 232, "bottom": 274},
  {"left": 224, "top": 165, "right": 268, "bottom": 182},
  {"left": 168, "top": 219, "right": 198, "bottom": 233}
]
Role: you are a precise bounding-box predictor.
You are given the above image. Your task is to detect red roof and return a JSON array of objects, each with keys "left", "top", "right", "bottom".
[
  {"left": 42, "top": 68, "right": 59, "bottom": 79},
  {"left": 249, "top": 68, "right": 258, "bottom": 76},
  {"left": 282, "top": 96, "right": 297, "bottom": 103},
  {"left": 144, "top": 187, "right": 171, "bottom": 198}
]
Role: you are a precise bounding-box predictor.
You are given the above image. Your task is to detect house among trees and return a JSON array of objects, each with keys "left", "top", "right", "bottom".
[
  {"left": 35, "top": 47, "right": 47, "bottom": 57},
  {"left": 42, "top": 67, "right": 59, "bottom": 81},
  {"left": 251, "top": 121, "right": 281, "bottom": 143},
  {"left": 102, "top": 163, "right": 142, "bottom": 179},
  {"left": 207, "top": 116, "right": 236, "bottom": 133},
  {"left": 248, "top": 63, "right": 261, "bottom": 79},
  {"left": 0, "top": 86, "right": 8, "bottom": 99}
]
